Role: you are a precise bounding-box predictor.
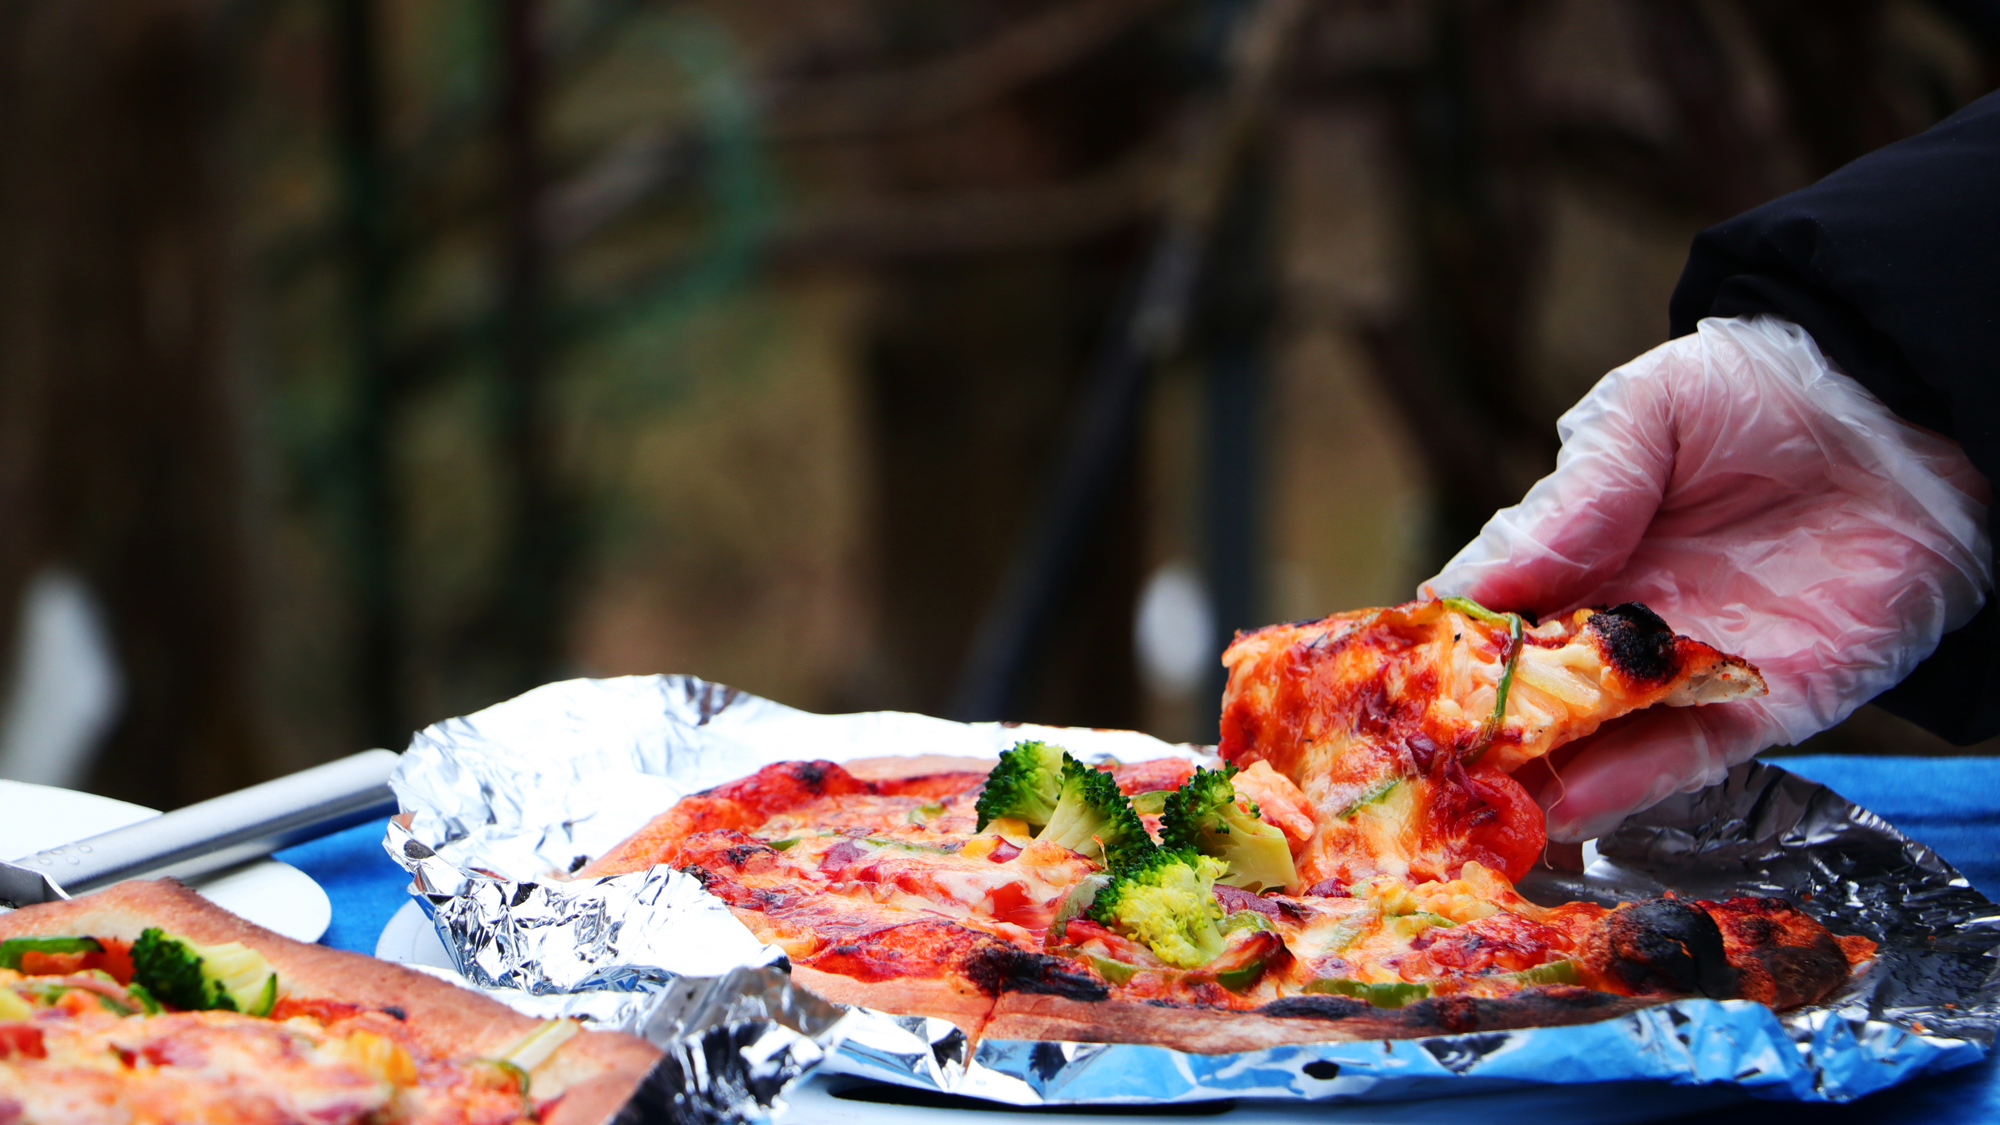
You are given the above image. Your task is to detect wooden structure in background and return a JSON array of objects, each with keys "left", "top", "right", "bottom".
[
  {"left": 0, "top": 0, "right": 257, "bottom": 806},
  {"left": 1, "top": 0, "right": 1997, "bottom": 802}
]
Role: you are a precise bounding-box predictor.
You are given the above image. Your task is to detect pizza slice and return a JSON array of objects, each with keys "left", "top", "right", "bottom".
[
  {"left": 1219, "top": 598, "right": 1765, "bottom": 885},
  {"left": 0, "top": 880, "right": 658, "bottom": 1124}
]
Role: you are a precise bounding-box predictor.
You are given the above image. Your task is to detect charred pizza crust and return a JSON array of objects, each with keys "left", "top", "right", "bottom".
[
  {"left": 987, "top": 986, "right": 1661, "bottom": 1053},
  {"left": 0, "top": 879, "right": 659, "bottom": 1125}
]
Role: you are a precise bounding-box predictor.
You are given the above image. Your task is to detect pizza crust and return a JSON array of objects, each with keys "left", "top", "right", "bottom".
[
  {"left": 0, "top": 879, "right": 658, "bottom": 1125},
  {"left": 842, "top": 755, "right": 998, "bottom": 780},
  {"left": 986, "top": 992, "right": 1386, "bottom": 1052},
  {"left": 986, "top": 986, "right": 1662, "bottom": 1052},
  {"left": 789, "top": 963, "right": 993, "bottom": 1039}
]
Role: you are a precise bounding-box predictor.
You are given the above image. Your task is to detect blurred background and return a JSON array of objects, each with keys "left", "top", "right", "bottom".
[{"left": 2, "top": 0, "right": 1997, "bottom": 808}]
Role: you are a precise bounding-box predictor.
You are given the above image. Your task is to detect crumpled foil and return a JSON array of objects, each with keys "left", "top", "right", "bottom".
[{"left": 386, "top": 675, "right": 2000, "bottom": 1121}]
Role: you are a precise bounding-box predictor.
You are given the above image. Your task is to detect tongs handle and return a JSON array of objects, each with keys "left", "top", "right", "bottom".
[{"left": 8, "top": 749, "right": 400, "bottom": 899}]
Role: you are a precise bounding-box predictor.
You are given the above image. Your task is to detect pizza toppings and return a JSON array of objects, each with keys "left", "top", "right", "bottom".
[
  {"left": 973, "top": 740, "right": 1069, "bottom": 831},
  {"left": 572, "top": 597, "right": 1876, "bottom": 1048},
  {"left": 1086, "top": 848, "right": 1231, "bottom": 969},
  {"left": 131, "top": 927, "right": 280, "bottom": 1016},
  {"left": 1218, "top": 597, "right": 1767, "bottom": 886},
  {"left": 1160, "top": 767, "right": 1298, "bottom": 893},
  {"left": 1037, "top": 756, "right": 1154, "bottom": 867},
  {"left": 593, "top": 743, "right": 1872, "bottom": 1036},
  {"left": 0, "top": 925, "right": 597, "bottom": 1124}
]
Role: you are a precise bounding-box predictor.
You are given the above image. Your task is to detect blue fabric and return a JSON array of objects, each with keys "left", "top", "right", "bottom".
[
  {"left": 1775, "top": 754, "right": 2000, "bottom": 898},
  {"left": 273, "top": 818, "right": 408, "bottom": 957},
  {"left": 288, "top": 758, "right": 2000, "bottom": 1121}
]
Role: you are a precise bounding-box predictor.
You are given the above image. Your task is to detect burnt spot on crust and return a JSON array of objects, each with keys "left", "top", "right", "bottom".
[
  {"left": 1273, "top": 987, "right": 1639, "bottom": 1034},
  {"left": 1587, "top": 898, "right": 1738, "bottom": 999},
  {"left": 1258, "top": 995, "right": 1371, "bottom": 1021},
  {"left": 1587, "top": 603, "right": 1680, "bottom": 685},
  {"left": 722, "top": 842, "right": 778, "bottom": 868},
  {"left": 1736, "top": 940, "right": 1849, "bottom": 1009},
  {"left": 1414, "top": 995, "right": 1480, "bottom": 1034},
  {"left": 1469, "top": 985, "right": 1632, "bottom": 1025},
  {"left": 1696, "top": 897, "right": 1853, "bottom": 1008},
  {"left": 788, "top": 761, "right": 829, "bottom": 794},
  {"left": 962, "top": 944, "right": 1110, "bottom": 1001}
]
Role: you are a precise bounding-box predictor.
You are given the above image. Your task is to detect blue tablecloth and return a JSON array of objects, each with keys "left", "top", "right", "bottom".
[{"left": 278, "top": 754, "right": 2000, "bottom": 1123}]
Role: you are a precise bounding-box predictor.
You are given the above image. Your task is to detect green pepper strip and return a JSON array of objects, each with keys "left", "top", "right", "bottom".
[
  {"left": 1303, "top": 977, "right": 1431, "bottom": 1009},
  {"left": 0, "top": 936, "right": 103, "bottom": 970},
  {"left": 1500, "top": 959, "right": 1579, "bottom": 987},
  {"left": 125, "top": 981, "right": 162, "bottom": 1015},
  {"left": 1086, "top": 955, "right": 1138, "bottom": 986},
  {"left": 1335, "top": 777, "right": 1400, "bottom": 821},
  {"left": 1214, "top": 960, "right": 1271, "bottom": 993},
  {"left": 1442, "top": 596, "right": 1523, "bottom": 764}
]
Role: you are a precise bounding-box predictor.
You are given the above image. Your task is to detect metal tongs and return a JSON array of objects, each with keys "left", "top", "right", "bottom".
[{"left": 0, "top": 750, "right": 400, "bottom": 909}]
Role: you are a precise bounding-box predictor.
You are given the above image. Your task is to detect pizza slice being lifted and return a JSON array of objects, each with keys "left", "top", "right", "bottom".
[{"left": 1220, "top": 599, "right": 1765, "bottom": 885}]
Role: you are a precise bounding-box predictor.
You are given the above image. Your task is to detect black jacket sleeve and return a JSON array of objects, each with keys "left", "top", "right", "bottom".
[{"left": 1669, "top": 88, "right": 2000, "bottom": 745}]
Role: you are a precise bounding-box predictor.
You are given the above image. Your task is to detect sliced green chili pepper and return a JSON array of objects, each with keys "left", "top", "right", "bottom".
[
  {"left": 1387, "top": 911, "right": 1458, "bottom": 939},
  {"left": 1500, "top": 959, "right": 1579, "bottom": 987},
  {"left": 1336, "top": 777, "right": 1401, "bottom": 820},
  {"left": 1215, "top": 958, "right": 1273, "bottom": 993},
  {"left": 1303, "top": 977, "right": 1432, "bottom": 1009},
  {"left": 1220, "top": 910, "right": 1274, "bottom": 935},
  {"left": 125, "top": 981, "right": 162, "bottom": 1015},
  {"left": 1443, "top": 596, "right": 1523, "bottom": 764},
  {"left": 0, "top": 936, "right": 103, "bottom": 970},
  {"left": 1087, "top": 955, "right": 1138, "bottom": 986}
]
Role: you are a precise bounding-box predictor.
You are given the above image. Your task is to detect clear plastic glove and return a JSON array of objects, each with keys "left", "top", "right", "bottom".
[{"left": 1421, "top": 316, "right": 1992, "bottom": 842}]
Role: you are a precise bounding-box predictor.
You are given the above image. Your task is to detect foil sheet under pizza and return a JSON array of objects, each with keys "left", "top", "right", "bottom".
[{"left": 383, "top": 674, "right": 2000, "bottom": 1119}]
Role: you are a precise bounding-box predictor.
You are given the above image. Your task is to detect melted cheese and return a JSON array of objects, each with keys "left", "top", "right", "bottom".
[
  {"left": 0, "top": 987, "right": 537, "bottom": 1124},
  {"left": 1219, "top": 599, "right": 1765, "bottom": 886}
]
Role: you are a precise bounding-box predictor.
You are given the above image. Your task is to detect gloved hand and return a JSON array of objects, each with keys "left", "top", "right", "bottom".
[{"left": 1421, "top": 316, "right": 1992, "bottom": 841}]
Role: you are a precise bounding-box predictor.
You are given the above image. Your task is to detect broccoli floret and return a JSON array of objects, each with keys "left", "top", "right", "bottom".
[
  {"left": 974, "top": 740, "right": 1070, "bottom": 831},
  {"left": 131, "top": 928, "right": 278, "bottom": 1015},
  {"left": 1086, "top": 847, "right": 1229, "bottom": 968},
  {"left": 1036, "top": 757, "right": 1152, "bottom": 867},
  {"left": 1161, "top": 765, "right": 1298, "bottom": 893}
]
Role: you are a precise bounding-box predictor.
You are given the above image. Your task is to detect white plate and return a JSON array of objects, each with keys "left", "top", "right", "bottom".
[
  {"left": 0, "top": 779, "right": 332, "bottom": 943},
  {"left": 375, "top": 899, "right": 451, "bottom": 967}
]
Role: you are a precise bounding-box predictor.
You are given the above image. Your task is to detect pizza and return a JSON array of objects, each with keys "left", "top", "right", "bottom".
[
  {"left": 0, "top": 880, "right": 658, "bottom": 1124},
  {"left": 572, "top": 598, "right": 1875, "bottom": 1053},
  {"left": 1218, "top": 598, "right": 1765, "bottom": 885}
]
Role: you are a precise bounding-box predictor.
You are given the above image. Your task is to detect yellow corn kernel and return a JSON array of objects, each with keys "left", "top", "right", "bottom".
[
  {"left": 986, "top": 817, "right": 1033, "bottom": 843},
  {"left": 332, "top": 1030, "right": 418, "bottom": 1086}
]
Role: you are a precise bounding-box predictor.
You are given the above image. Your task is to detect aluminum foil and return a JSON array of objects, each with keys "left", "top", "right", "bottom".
[{"left": 386, "top": 675, "right": 2000, "bottom": 1120}]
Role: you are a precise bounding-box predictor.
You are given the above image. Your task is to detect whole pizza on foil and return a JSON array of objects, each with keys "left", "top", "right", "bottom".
[{"left": 385, "top": 673, "right": 2000, "bottom": 1121}]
